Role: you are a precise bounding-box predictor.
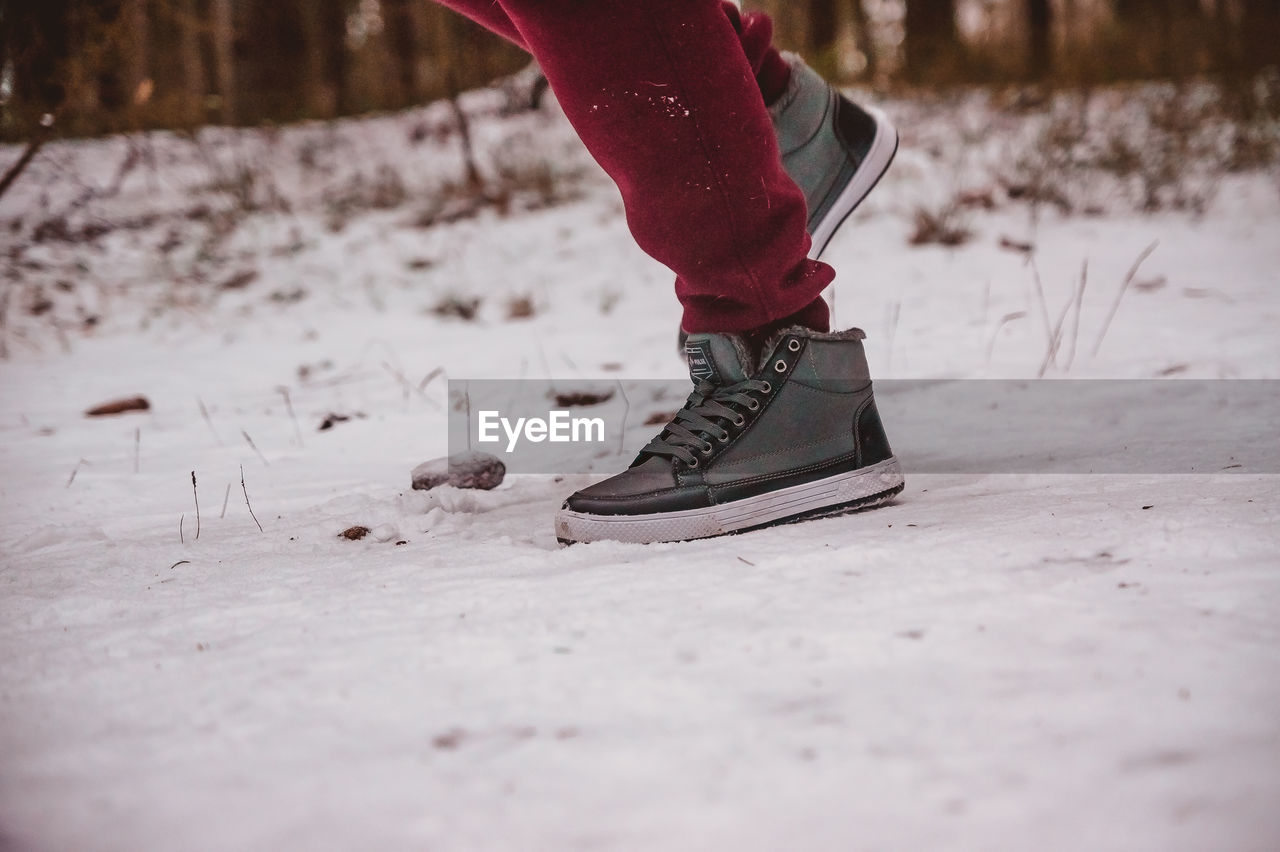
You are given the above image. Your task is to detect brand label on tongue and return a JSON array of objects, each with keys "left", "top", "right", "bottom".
[{"left": 684, "top": 339, "right": 720, "bottom": 383}]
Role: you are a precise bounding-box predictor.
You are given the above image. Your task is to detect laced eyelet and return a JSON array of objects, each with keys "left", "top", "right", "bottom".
[
  {"left": 733, "top": 415, "right": 745, "bottom": 426},
  {"left": 701, "top": 443, "right": 713, "bottom": 455},
  {"left": 760, "top": 381, "right": 772, "bottom": 393},
  {"left": 788, "top": 338, "right": 801, "bottom": 352},
  {"left": 717, "top": 431, "right": 730, "bottom": 443},
  {"left": 686, "top": 457, "right": 699, "bottom": 469},
  {"left": 774, "top": 360, "right": 788, "bottom": 373},
  {"left": 747, "top": 400, "right": 760, "bottom": 411}
]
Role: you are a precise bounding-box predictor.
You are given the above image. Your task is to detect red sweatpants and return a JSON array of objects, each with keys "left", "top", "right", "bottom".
[{"left": 433, "top": 0, "right": 832, "bottom": 334}]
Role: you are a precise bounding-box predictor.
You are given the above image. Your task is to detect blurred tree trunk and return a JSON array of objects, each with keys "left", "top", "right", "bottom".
[
  {"left": 1026, "top": 0, "right": 1053, "bottom": 78},
  {"left": 1, "top": 0, "right": 73, "bottom": 123},
  {"left": 849, "top": 0, "right": 877, "bottom": 80},
  {"left": 807, "top": 0, "right": 839, "bottom": 60},
  {"left": 904, "top": 0, "right": 960, "bottom": 82},
  {"left": 322, "top": 0, "right": 351, "bottom": 114},
  {"left": 1239, "top": 0, "right": 1280, "bottom": 70},
  {"left": 381, "top": 0, "right": 425, "bottom": 108},
  {"left": 210, "top": 0, "right": 236, "bottom": 123},
  {"left": 177, "top": 0, "right": 207, "bottom": 124},
  {"left": 120, "top": 0, "right": 150, "bottom": 115},
  {"left": 766, "top": 0, "right": 838, "bottom": 72},
  {"left": 63, "top": 5, "right": 102, "bottom": 122},
  {"left": 1113, "top": 0, "right": 1203, "bottom": 75},
  {"left": 298, "top": 0, "right": 349, "bottom": 117}
]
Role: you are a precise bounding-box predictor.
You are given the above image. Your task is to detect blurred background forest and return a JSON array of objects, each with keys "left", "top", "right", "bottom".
[{"left": 1, "top": 0, "right": 1278, "bottom": 141}]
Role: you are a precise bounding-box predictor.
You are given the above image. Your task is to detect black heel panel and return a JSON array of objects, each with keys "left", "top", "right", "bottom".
[{"left": 855, "top": 397, "right": 894, "bottom": 467}]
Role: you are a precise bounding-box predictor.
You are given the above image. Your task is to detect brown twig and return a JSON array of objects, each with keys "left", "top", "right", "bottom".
[
  {"left": 241, "top": 465, "right": 263, "bottom": 532},
  {"left": 180, "top": 513, "right": 186, "bottom": 545},
  {"left": 0, "top": 118, "right": 52, "bottom": 201},
  {"left": 447, "top": 73, "right": 484, "bottom": 192},
  {"left": 191, "top": 471, "right": 201, "bottom": 540}
]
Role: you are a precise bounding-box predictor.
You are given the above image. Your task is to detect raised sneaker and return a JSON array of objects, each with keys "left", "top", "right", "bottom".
[
  {"left": 555, "top": 326, "right": 904, "bottom": 544},
  {"left": 773, "top": 52, "right": 898, "bottom": 260},
  {"left": 676, "top": 58, "right": 899, "bottom": 355}
]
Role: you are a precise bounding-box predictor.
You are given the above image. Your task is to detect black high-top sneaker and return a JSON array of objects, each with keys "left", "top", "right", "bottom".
[
  {"left": 676, "top": 56, "right": 898, "bottom": 356},
  {"left": 772, "top": 52, "right": 898, "bottom": 261},
  {"left": 555, "top": 327, "right": 904, "bottom": 544}
]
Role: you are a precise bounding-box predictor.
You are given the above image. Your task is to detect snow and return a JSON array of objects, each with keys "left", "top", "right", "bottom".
[{"left": 2, "top": 84, "right": 1279, "bottom": 850}]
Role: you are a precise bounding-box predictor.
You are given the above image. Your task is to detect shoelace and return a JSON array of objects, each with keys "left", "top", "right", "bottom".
[{"left": 640, "top": 378, "right": 771, "bottom": 468}]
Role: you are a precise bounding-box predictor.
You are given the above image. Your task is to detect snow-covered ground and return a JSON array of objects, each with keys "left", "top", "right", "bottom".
[{"left": 1, "top": 83, "right": 1279, "bottom": 850}]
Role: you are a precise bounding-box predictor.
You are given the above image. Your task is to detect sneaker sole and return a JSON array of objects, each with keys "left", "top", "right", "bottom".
[
  {"left": 808, "top": 104, "right": 899, "bottom": 261},
  {"left": 555, "top": 457, "right": 904, "bottom": 545}
]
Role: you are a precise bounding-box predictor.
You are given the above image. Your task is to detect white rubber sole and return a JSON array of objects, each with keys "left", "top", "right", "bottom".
[
  {"left": 808, "top": 104, "right": 899, "bottom": 260},
  {"left": 555, "top": 457, "right": 904, "bottom": 545}
]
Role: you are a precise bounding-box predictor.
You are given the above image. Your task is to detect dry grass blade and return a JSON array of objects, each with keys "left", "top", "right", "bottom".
[
  {"left": 1038, "top": 295, "right": 1075, "bottom": 377},
  {"left": 1092, "top": 241, "right": 1159, "bottom": 358},
  {"left": 241, "top": 465, "right": 263, "bottom": 532},
  {"left": 279, "top": 387, "right": 303, "bottom": 447},
  {"left": 1028, "top": 258, "right": 1054, "bottom": 366},
  {"left": 65, "top": 458, "right": 90, "bottom": 489},
  {"left": 1063, "top": 261, "right": 1089, "bottom": 371},
  {"left": 986, "top": 311, "right": 1028, "bottom": 362},
  {"left": 197, "top": 397, "right": 223, "bottom": 445},
  {"left": 191, "top": 471, "right": 201, "bottom": 541},
  {"left": 241, "top": 430, "right": 269, "bottom": 466}
]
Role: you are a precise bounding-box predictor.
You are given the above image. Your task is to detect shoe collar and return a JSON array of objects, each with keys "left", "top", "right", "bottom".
[{"left": 684, "top": 326, "right": 867, "bottom": 383}]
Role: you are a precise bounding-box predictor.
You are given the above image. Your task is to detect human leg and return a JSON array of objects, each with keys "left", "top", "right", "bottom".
[
  {"left": 471, "top": 0, "right": 829, "bottom": 334},
  {"left": 437, "top": 0, "right": 896, "bottom": 296},
  {"left": 426, "top": 0, "right": 902, "bottom": 541},
  {"left": 433, "top": 1, "right": 794, "bottom": 107}
]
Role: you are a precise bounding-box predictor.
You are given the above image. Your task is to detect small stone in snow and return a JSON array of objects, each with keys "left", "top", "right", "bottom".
[
  {"left": 433, "top": 729, "right": 467, "bottom": 750},
  {"left": 412, "top": 452, "right": 505, "bottom": 491},
  {"left": 318, "top": 413, "right": 350, "bottom": 431},
  {"left": 340, "top": 525, "right": 371, "bottom": 541}
]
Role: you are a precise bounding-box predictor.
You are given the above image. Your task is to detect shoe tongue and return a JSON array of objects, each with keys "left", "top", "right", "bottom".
[{"left": 683, "top": 333, "right": 751, "bottom": 385}]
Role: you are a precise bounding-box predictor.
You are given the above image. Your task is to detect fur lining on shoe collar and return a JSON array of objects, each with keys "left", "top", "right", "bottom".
[
  {"left": 756, "top": 325, "right": 867, "bottom": 370},
  {"left": 724, "top": 334, "right": 758, "bottom": 372}
]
